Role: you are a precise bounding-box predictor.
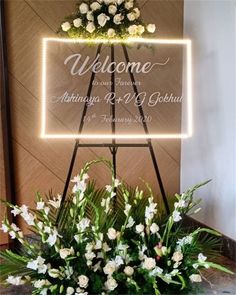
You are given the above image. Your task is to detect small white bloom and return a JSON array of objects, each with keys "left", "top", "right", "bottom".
[
  {"left": 133, "top": 7, "right": 140, "bottom": 18},
  {"left": 78, "top": 275, "right": 89, "bottom": 288},
  {"left": 198, "top": 253, "right": 207, "bottom": 263},
  {"left": 61, "top": 22, "right": 71, "bottom": 32},
  {"left": 150, "top": 266, "right": 163, "bottom": 276},
  {"left": 114, "top": 255, "right": 124, "bottom": 267},
  {"left": 6, "top": 276, "right": 25, "bottom": 286},
  {"left": 102, "top": 242, "right": 111, "bottom": 252},
  {"left": 143, "top": 257, "right": 156, "bottom": 270},
  {"left": 34, "top": 279, "right": 50, "bottom": 288},
  {"left": 79, "top": 3, "right": 89, "bottom": 14},
  {"left": 60, "top": 247, "right": 74, "bottom": 259},
  {"left": 108, "top": 4, "right": 117, "bottom": 15},
  {"left": 127, "top": 12, "right": 136, "bottom": 21},
  {"left": 135, "top": 223, "right": 144, "bottom": 233},
  {"left": 145, "top": 202, "right": 157, "bottom": 223},
  {"left": 137, "top": 24, "right": 145, "bottom": 35},
  {"left": 114, "top": 179, "right": 121, "bottom": 187},
  {"left": 150, "top": 223, "right": 159, "bottom": 234},
  {"left": 87, "top": 11, "right": 94, "bottom": 21},
  {"left": 47, "top": 229, "right": 59, "bottom": 246},
  {"left": 107, "top": 28, "right": 116, "bottom": 38},
  {"left": 11, "top": 207, "right": 21, "bottom": 216},
  {"left": 189, "top": 274, "right": 202, "bottom": 282},
  {"left": 85, "top": 251, "right": 96, "bottom": 261},
  {"left": 113, "top": 13, "right": 124, "bottom": 25},
  {"left": 172, "top": 251, "right": 183, "bottom": 262},
  {"left": 66, "top": 287, "right": 75, "bottom": 295},
  {"left": 105, "top": 185, "right": 112, "bottom": 192},
  {"left": 0, "top": 223, "right": 8, "bottom": 233},
  {"left": 36, "top": 201, "right": 45, "bottom": 210},
  {"left": 147, "top": 23, "right": 156, "bottom": 33},
  {"left": 97, "top": 13, "right": 110, "bottom": 27},
  {"left": 27, "top": 256, "right": 47, "bottom": 274},
  {"left": 86, "top": 22, "right": 96, "bottom": 33},
  {"left": 124, "top": 203, "right": 131, "bottom": 216},
  {"left": 103, "top": 261, "right": 117, "bottom": 275},
  {"left": 124, "top": 266, "right": 134, "bottom": 276},
  {"left": 172, "top": 210, "right": 182, "bottom": 222},
  {"left": 117, "top": 0, "right": 124, "bottom": 4},
  {"left": 107, "top": 227, "right": 117, "bottom": 240},
  {"left": 73, "top": 18, "right": 82, "bottom": 28},
  {"left": 21, "top": 210, "right": 35, "bottom": 225},
  {"left": 126, "top": 216, "right": 135, "bottom": 228},
  {"left": 90, "top": 2, "right": 101, "bottom": 11},
  {"left": 77, "top": 218, "right": 90, "bottom": 232},
  {"left": 48, "top": 268, "right": 61, "bottom": 278},
  {"left": 124, "top": 1, "right": 133, "bottom": 10},
  {"left": 104, "top": 277, "right": 118, "bottom": 291}
]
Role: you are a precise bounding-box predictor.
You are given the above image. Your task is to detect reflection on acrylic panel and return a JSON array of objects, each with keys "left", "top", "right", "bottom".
[{"left": 41, "top": 38, "right": 192, "bottom": 139}]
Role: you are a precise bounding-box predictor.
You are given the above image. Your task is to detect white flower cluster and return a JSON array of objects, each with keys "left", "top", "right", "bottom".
[
  {"left": 61, "top": 0, "right": 156, "bottom": 38},
  {"left": 1, "top": 163, "right": 229, "bottom": 294}
]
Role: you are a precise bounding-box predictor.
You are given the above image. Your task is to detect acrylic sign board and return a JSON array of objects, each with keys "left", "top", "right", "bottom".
[{"left": 40, "top": 38, "right": 192, "bottom": 139}]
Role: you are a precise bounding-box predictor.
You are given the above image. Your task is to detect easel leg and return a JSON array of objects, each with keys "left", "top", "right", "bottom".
[
  {"left": 58, "top": 44, "right": 102, "bottom": 215},
  {"left": 122, "top": 44, "right": 170, "bottom": 214}
]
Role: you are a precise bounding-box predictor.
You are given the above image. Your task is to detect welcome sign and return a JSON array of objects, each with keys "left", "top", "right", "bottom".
[{"left": 41, "top": 38, "right": 192, "bottom": 139}]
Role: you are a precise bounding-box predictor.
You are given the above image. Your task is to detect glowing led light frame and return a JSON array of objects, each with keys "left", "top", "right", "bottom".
[{"left": 41, "top": 37, "right": 192, "bottom": 139}]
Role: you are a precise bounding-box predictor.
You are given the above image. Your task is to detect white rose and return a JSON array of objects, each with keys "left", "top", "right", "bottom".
[
  {"left": 48, "top": 268, "right": 60, "bottom": 278},
  {"left": 137, "top": 25, "right": 145, "bottom": 35},
  {"left": 87, "top": 11, "right": 94, "bottom": 21},
  {"left": 147, "top": 23, "right": 156, "bottom": 33},
  {"left": 127, "top": 12, "right": 136, "bottom": 21},
  {"left": 105, "top": 277, "right": 118, "bottom": 291},
  {"left": 113, "top": 13, "right": 124, "bottom": 25},
  {"left": 172, "top": 251, "right": 183, "bottom": 262},
  {"left": 189, "top": 274, "right": 202, "bottom": 282},
  {"left": 86, "top": 22, "right": 96, "bottom": 33},
  {"left": 107, "top": 227, "right": 117, "bottom": 240},
  {"left": 103, "top": 261, "right": 116, "bottom": 275},
  {"left": 104, "top": 0, "right": 114, "bottom": 4},
  {"left": 133, "top": 7, "right": 140, "bottom": 18},
  {"left": 97, "top": 13, "right": 110, "bottom": 27},
  {"left": 59, "top": 247, "right": 74, "bottom": 259},
  {"left": 107, "top": 28, "right": 116, "bottom": 38},
  {"left": 124, "top": 266, "right": 134, "bottom": 276},
  {"left": 108, "top": 5, "right": 117, "bottom": 15},
  {"left": 66, "top": 287, "right": 75, "bottom": 295},
  {"left": 79, "top": 3, "right": 89, "bottom": 14},
  {"left": 135, "top": 223, "right": 144, "bottom": 233},
  {"left": 78, "top": 275, "right": 89, "bottom": 288},
  {"left": 143, "top": 257, "right": 156, "bottom": 270},
  {"left": 150, "top": 223, "right": 159, "bottom": 234},
  {"left": 61, "top": 22, "right": 71, "bottom": 32},
  {"left": 90, "top": 2, "right": 101, "bottom": 11},
  {"left": 125, "top": 1, "right": 134, "bottom": 10},
  {"left": 127, "top": 24, "right": 138, "bottom": 35},
  {"left": 73, "top": 18, "right": 82, "bottom": 28}
]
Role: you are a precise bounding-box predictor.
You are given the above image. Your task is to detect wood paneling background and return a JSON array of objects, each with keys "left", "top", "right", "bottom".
[{"left": 1, "top": 0, "right": 183, "bottom": 244}]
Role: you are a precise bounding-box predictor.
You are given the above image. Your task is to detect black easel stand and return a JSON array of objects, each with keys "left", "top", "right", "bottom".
[{"left": 60, "top": 44, "right": 170, "bottom": 215}]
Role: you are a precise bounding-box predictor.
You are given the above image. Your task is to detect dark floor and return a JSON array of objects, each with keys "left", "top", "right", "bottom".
[{"left": 0, "top": 257, "right": 235, "bottom": 295}]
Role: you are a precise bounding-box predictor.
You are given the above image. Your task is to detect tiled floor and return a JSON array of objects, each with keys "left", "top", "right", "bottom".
[{"left": 0, "top": 257, "right": 235, "bottom": 295}]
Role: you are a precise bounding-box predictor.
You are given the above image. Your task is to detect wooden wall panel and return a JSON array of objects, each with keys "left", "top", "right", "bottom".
[{"left": 2, "top": 0, "right": 183, "bottom": 240}]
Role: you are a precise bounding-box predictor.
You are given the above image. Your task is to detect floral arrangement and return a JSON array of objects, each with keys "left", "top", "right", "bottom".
[
  {"left": 59, "top": 0, "right": 156, "bottom": 39},
  {"left": 0, "top": 159, "right": 233, "bottom": 295}
]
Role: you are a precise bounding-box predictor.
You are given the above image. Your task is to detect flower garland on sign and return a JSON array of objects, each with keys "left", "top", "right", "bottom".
[
  {"left": 60, "top": 0, "right": 156, "bottom": 39},
  {"left": 0, "top": 159, "right": 234, "bottom": 295}
]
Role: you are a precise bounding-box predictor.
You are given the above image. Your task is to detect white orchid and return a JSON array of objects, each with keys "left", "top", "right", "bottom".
[{"left": 27, "top": 256, "right": 47, "bottom": 274}]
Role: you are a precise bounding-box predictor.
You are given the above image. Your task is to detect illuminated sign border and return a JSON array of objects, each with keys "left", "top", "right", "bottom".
[{"left": 40, "top": 37, "right": 192, "bottom": 139}]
